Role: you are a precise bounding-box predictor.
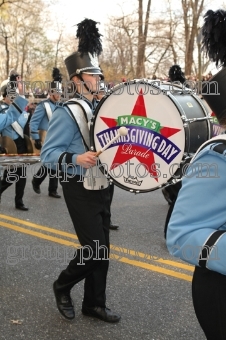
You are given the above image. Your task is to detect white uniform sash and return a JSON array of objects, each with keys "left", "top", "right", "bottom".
[
  {"left": 11, "top": 121, "right": 24, "bottom": 138},
  {"left": 65, "top": 98, "right": 92, "bottom": 149},
  {"left": 65, "top": 98, "right": 108, "bottom": 190},
  {"left": 43, "top": 102, "right": 53, "bottom": 121}
]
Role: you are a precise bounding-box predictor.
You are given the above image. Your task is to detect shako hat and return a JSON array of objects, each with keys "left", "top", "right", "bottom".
[
  {"left": 65, "top": 18, "right": 103, "bottom": 80},
  {"left": 50, "top": 67, "right": 63, "bottom": 93}
]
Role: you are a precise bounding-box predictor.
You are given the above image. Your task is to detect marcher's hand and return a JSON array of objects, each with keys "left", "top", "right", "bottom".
[
  {"left": 76, "top": 151, "right": 97, "bottom": 168},
  {"left": 34, "top": 139, "right": 42, "bottom": 150}
]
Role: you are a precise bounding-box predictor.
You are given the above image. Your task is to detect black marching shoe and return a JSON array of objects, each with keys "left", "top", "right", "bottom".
[
  {"left": 109, "top": 221, "right": 119, "bottom": 230},
  {"left": 82, "top": 304, "right": 121, "bottom": 323},
  {"left": 15, "top": 204, "right": 29, "bottom": 211},
  {"left": 32, "top": 179, "right": 41, "bottom": 194},
  {"left": 49, "top": 192, "right": 61, "bottom": 198},
  {"left": 53, "top": 281, "right": 75, "bottom": 321}
]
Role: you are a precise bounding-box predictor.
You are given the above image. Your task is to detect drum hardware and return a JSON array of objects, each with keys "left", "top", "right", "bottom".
[
  {"left": 181, "top": 116, "right": 213, "bottom": 123},
  {"left": 0, "top": 154, "right": 40, "bottom": 167},
  {"left": 83, "top": 127, "right": 128, "bottom": 190}
]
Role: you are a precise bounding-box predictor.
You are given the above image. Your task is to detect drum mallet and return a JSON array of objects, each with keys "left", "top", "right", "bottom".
[{"left": 95, "top": 126, "right": 128, "bottom": 157}]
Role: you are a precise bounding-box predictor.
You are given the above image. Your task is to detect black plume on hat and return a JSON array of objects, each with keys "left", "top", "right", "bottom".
[
  {"left": 77, "top": 18, "right": 102, "bottom": 57},
  {"left": 202, "top": 9, "right": 226, "bottom": 66},
  {"left": 65, "top": 18, "right": 103, "bottom": 80},
  {"left": 168, "top": 65, "right": 186, "bottom": 83},
  {"left": 52, "top": 67, "right": 62, "bottom": 82},
  {"left": 50, "top": 67, "right": 62, "bottom": 92}
]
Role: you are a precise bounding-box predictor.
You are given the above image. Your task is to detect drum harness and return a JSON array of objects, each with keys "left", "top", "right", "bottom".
[{"left": 63, "top": 98, "right": 108, "bottom": 190}]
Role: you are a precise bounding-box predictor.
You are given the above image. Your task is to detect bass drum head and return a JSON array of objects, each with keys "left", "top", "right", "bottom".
[{"left": 90, "top": 80, "right": 186, "bottom": 193}]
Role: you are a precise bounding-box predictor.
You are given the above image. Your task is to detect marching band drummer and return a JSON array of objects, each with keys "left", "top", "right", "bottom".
[{"left": 41, "top": 19, "right": 121, "bottom": 323}]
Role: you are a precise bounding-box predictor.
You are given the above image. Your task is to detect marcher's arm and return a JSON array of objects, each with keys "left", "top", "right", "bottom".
[
  {"left": 0, "top": 96, "right": 28, "bottom": 130},
  {"left": 167, "top": 150, "right": 226, "bottom": 275}
]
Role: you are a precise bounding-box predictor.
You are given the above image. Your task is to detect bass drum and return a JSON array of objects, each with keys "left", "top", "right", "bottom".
[{"left": 90, "top": 80, "right": 211, "bottom": 193}]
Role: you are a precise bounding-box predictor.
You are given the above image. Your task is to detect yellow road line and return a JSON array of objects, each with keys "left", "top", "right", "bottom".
[
  {"left": 118, "top": 257, "right": 192, "bottom": 281},
  {"left": 0, "top": 213, "right": 78, "bottom": 239},
  {"left": 0, "top": 221, "right": 80, "bottom": 247},
  {"left": 0, "top": 219, "right": 193, "bottom": 282},
  {"left": 110, "top": 246, "right": 194, "bottom": 271},
  {"left": 0, "top": 214, "right": 192, "bottom": 271}
]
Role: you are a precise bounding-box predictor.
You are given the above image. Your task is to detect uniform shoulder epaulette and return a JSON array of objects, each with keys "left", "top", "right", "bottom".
[
  {"left": 55, "top": 102, "right": 64, "bottom": 107},
  {"left": 211, "top": 141, "right": 226, "bottom": 154},
  {"left": 0, "top": 103, "right": 9, "bottom": 113}
]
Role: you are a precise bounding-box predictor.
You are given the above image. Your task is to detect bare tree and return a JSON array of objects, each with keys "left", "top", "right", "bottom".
[
  {"left": 0, "top": 0, "right": 57, "bottom": 80},
  {"left": 0, "top": 0, "right": 30, "bottom": 7},
  {"left": 136, "top": 0, "right": 151, "bottom": 78},
  {"left": 102, "top": 14, "right": 137, "bottom": 80},
  {"left": 181, "top": 0, "right": 205, "bottom": 75}
]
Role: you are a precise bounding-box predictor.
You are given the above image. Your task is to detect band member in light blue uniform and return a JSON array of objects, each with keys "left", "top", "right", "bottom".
[
  {"left": 30, "top": 68, "right": 62, "bottom": 198},
  {"left": 0, "top": 72, "right": 29, "bottom": 210},
  {"left": 41, "top": 19, "right": 120, "bottom": 323},
  {"left": 0, "top": 79, "right": 28, "bottom": 133},
  {"left": 166, "top": 9, "right": 226, "bottom": 340}
]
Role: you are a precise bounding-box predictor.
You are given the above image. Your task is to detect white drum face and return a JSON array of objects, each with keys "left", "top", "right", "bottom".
[{"left": 92, "top": 82, "right": 185, "bottom": 192}]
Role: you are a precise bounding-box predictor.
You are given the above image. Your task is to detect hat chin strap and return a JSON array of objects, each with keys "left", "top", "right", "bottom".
[{"left": 77, "top": 74, "right": 96, "bottom": 95}]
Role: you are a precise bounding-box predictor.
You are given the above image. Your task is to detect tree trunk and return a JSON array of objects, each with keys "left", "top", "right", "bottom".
[
  {"left": 182, "top": 0, "right": 205, "bottom": 75},
  {"left": 136, "top": 0, "right": 151, "bottom": 78},
  {"left": 5, "top": 35, "right": 9, "bottom": 77}
]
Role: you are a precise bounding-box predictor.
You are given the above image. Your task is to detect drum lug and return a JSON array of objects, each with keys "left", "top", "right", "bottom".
[{"left": 183, "top": 123, "right": 188, "bottom": 127}]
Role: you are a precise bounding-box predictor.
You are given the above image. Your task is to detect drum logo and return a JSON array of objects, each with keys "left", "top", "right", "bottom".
[
  {"left": 96, "top": 89, "right": 182, "bottom": 184},
  {"left": 123, "top": 175, "right": 143, "bottom": 186}
]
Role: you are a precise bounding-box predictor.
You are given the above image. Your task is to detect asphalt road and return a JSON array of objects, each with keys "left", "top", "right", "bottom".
[{"left": 0, "top": 164, "right": 206, "bottom": 340}]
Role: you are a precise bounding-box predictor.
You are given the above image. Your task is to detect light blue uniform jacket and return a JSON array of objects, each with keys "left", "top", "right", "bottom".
[
  {"left": 41, "top": 104, "right": 89, "bottom": 176},
  {"left": 0, "top": 96, "right": 28, "bottom": 131},
  {"left": 166, "top": 142, "right": 226, "bottom": 275},
  {"left": 30, "top": 99, "right": 57, "bottom": 140}
]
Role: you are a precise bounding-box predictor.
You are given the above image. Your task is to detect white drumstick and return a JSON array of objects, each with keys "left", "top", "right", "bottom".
[{"left": 96, "top": 126, "right": 128, "bottom": 156}]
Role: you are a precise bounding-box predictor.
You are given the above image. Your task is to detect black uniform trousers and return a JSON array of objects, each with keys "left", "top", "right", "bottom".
[
  {"left": 192, "top": 266, "right": 226, "bottom": 340},
  {"left": 57, "top": 175, "right": 111, "bottom": 308},
  {"left": 0, "top": 166, "right": 26, "bottom": 205},
  {"left": 33, "top": 165, "right": 58, "bottom": 193},
  {"left": 0, "top": 136, "right": 27, "bottom": 205}
]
